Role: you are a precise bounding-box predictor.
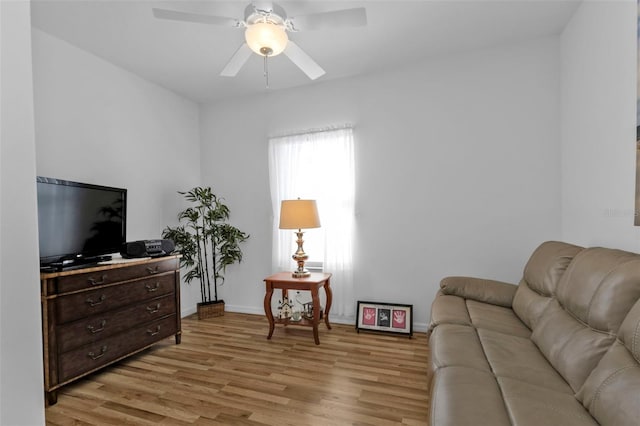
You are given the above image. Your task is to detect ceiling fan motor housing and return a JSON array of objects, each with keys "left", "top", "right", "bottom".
[{"left": 244, "top": 2, "right": 287, "bottom": 26}]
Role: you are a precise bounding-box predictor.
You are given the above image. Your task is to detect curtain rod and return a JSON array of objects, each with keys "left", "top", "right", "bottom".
[{"left": 269, "top": 123, "right": 353, "bottom": 140}]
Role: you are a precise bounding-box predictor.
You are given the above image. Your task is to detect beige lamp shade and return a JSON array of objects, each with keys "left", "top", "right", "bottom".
[{"left": 279, "top": 199, "right": 321, "bottom": 230}]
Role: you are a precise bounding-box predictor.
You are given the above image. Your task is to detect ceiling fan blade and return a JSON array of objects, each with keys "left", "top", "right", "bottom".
[
  {"left": 152, "top": 8, "right": 241, "bottom": 27},
  {"left": 283, "top": 41, "right": 325, "bottom": 80},
  {"left": 287, "top": 7, "right": 367, "bottom": 31},
  {"left": 220, "top": 43, "right": 252, "bottom": 77}
]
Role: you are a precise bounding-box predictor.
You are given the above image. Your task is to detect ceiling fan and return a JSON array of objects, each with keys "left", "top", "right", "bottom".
[{"left": 152, "top": 1, "right": 367, "bottom": 82}]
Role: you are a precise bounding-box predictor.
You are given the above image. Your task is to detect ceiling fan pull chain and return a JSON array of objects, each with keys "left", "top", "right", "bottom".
[{"left": 264, "top": 54, "right": 270, "bottom": 88}]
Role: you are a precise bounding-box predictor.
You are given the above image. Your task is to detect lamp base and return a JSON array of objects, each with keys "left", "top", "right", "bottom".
[
  {"left": 291, "top": 229, "right": 311, "bottom": 278},
  {"left": 292, "top": 270, "right": 311, "bottom": 278}
]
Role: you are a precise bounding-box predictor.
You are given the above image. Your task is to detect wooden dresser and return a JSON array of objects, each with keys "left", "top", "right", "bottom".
[{"left": 40, "top": 255, "right": 181, "bottom": 405}]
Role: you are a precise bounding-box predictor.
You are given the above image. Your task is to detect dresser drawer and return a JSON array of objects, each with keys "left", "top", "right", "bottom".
[
  {"left": 56, "top": 293, "right": 177, "bottom": 353},
  {"left": 55, "top": 274, "right": 176, "bottom": 324},
  {"left": 58, "top": 314, "right": 178, "bottom": 383},
  {"left": 54, "top": 258, "right": 178, "bottom": 293}
]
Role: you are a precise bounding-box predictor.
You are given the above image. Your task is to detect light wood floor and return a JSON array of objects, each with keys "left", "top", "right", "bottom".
[{"left": 45, "top": 312, "right": 430, "bottom": 425}]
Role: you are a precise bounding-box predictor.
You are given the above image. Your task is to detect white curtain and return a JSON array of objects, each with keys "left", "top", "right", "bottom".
[{"left": 268, "top": 127, "right": 355, "bottom": 317}]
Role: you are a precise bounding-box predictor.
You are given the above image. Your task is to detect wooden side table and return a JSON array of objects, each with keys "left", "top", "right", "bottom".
[{"left": 263, "top": 272, "right": 332, "bottom": 345}]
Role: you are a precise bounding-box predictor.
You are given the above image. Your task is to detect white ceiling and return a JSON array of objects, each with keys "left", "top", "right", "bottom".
[{"left": 30, "top": 0, "right": 581, "bottom": 104}]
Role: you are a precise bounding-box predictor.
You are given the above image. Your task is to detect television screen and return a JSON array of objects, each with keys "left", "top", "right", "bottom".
[{"left": 36, "top": 177, "right": 127, "bottom": 268}]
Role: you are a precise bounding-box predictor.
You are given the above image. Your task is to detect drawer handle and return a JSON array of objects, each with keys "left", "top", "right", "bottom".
[
  {"left": 88, "top": 345, "right": 108, "bottom": 360},
  {"left": 87, "top": 274, "right": 107, "bottom": 286},
  {"left": 147, "top": 325, "right": 161, "bottom": 336},
  {"left": 86, "top": 294, "right": 106, "bottom": 307},
  {"left": 146, "top": 303, "right": 161, "bottom": 314},
  {"left": 145, "top": 282, "right": 160, "bottom": 292},
  {"left": 87, "top": 320, "right": 107, "bottom": 334},
  {"left": 146, "top": 266, "right": 160, "bottom": 275}
]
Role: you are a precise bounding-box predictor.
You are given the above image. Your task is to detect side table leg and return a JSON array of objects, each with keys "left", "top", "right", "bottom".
[
  {"left": 264, "top": 283, "right": 275, "bottom": 339},
  {"left": 311, "top": 286, "right": 321, "bottom": 345},
  {"left": 324, "top": 278, "right": 333, "bottom": 330}
]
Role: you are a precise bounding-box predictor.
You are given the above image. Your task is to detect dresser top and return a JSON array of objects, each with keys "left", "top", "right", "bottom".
[{"left": 40, "top": 254, "right": 180, "bottom": 279}]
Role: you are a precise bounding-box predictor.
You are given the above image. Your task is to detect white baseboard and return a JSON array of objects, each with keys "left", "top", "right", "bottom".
[
  {"left": 183, "top": 303, "right": 429, "bottom": 334},
  {"left": 181, "top": 306, "right": 197, "bottom": 317}
]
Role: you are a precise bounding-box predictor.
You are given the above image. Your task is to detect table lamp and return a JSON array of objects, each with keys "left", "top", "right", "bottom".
[{"left": 279, "top": 199, "right": 321, "bottom": 278}]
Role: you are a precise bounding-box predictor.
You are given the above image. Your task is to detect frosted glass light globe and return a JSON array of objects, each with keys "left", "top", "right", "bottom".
[{"left": 245, "top": 22, "right": 288, "bottom": 57}]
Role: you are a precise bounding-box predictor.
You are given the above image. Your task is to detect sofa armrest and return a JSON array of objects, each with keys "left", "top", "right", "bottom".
[{"left": 440, "top": 276, "right": 517, "bottom": 308}]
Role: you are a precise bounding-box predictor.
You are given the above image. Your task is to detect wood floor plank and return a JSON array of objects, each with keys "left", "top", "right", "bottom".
[{"left": 46, "top": 312, "right": 430, "bottom": 425}]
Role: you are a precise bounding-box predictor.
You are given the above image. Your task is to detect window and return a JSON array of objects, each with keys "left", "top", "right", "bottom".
[{"left": 268, "top": 126, "right": 355, "bottom": 317}]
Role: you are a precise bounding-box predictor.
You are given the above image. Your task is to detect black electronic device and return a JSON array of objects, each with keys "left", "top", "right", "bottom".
[
  {"left": 120, "top": 239, "right": 175, "bottom": 258},
  {"left": 36, "top": 176, "right": 127, "bottom": 270}
]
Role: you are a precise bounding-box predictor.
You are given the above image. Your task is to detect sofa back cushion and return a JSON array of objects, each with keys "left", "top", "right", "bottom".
[
  {"left": 512, "top": 241, "right": 583, "bottom": 329},
  {"left": 531, "top": 247, "right": 640, "bottom": 392},
  {"left": 577, "top": 298, "right": 640, "bottom": 424}
]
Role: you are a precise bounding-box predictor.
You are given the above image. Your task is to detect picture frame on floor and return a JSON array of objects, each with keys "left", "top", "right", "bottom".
[{"left": 355, "top": 301, "right": 413, "bottom": 337}]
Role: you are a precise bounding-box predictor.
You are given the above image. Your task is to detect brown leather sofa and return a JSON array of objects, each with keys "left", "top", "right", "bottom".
[{"left": 428, "top": 241, "right": 640, "bottom": 425}]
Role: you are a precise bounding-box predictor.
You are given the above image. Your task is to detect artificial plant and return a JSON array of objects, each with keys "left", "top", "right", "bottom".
[{"left": 162, "top": 187, "right": 249, "bottom": 304}]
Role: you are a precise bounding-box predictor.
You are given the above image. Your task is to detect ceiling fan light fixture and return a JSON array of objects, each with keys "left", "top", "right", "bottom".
[{"left": 245, "top": 22, "right": 288, "bottom": 57}]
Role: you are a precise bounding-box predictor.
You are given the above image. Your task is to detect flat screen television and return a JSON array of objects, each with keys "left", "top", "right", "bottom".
[{"left": 36, "top": 176, "right": 127, "bottom": 269}]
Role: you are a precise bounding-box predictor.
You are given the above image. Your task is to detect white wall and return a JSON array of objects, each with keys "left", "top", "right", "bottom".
[
  {"left": 560, "top": 0, "right": 639, "bottom": 250},
  {"left": 0, "top": 1, "right": 46, "bottom": 423},
  {"left": 200, "top": 37, "right": 564, "bottom": 329},
  {"left": 31, "top": 29, "right": 203, "bottom": 314}
]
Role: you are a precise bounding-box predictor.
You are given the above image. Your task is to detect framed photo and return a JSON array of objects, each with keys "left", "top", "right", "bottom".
[{"left": 356, "top": 301, "right": 413, "bottom": 337}]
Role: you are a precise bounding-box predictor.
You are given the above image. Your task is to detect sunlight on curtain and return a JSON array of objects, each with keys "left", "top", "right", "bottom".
[{"left": 268, "top": 127, "right": 355, "bottom": 317}]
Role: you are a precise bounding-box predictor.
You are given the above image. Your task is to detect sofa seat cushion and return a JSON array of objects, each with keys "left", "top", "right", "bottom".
[
  {"left": 467, "top": 300, "right": 531, "bottom": 338},
  {"left": 430, "top": 366, "right": 512, "bottom": 426},
  {"left": 498, "top": 377, "right": 599, "bottom": 426},
  {"left": 430, "top": 326, "right": 600, "bottom": 426},
  {"left": 429, "top": 293, "right": 531, "bottom": 338},
  {"left": 478, "top": 328, "right": 573, "bottom": 394},
  {"left": 430, "top": 324, "right": 491, "bottom": 372}
]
